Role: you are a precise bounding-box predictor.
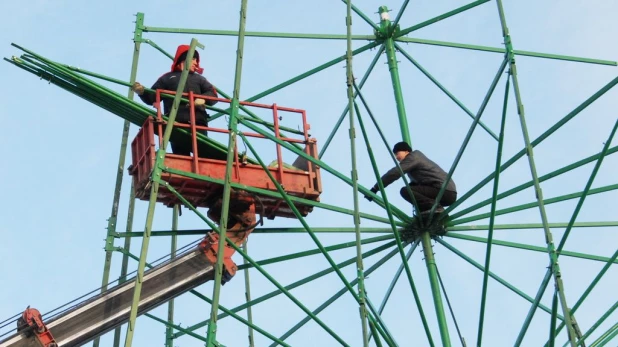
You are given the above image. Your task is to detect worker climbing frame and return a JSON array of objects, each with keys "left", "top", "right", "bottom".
[{"left": 1, "top": 1, "right": 618, "bottom": 346}]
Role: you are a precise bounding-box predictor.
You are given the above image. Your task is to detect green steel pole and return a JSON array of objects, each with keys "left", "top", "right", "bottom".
[
  {"left": 396, "top": 0, "right": 490, "bottom": 38},
  {"left": 206, "top": 2, "right": 248, "bottom": 345},
  {"left": 112, "top": 182, "right": 136, "bottom": 347},
  {"left": 477, "top": 77, "right": 510, "bottom": 345},
  {"left": 438, "top": 239, "right": 563, "bottom": 319},
  {"left": 242, "top": 240, "right": 255, "bottom": 347},
  {"left": 495, "top": 1, "right": 577, "bottom": 345},
  {"left": 394, "top": 42, "right": 499, "bottom": 140},
  {"left": 94, "top": 13, "right": 143, "bottom": 347},
  {"left": 442, "top": 75, "right": 618, "bottom": 217},
  {"left": 345, "top": 1, "right": 369, "bottom": 345},
  {"left": 320, "top": 45, "right": 385, "bottom": 158},
  {"left": 550, "top": 289, "right": 559, "bottom": 347},
  {"left": 590, "top": 321, "right": 618, "bottom": 347},
  {"left": 421, "top": 233, "right": 452, "bottom": 346},
  {"left": 165, "top": 206, "right": 179, "bottom": 347},
  {"left": 379, "top": 6, "right": 411, "bottom": 145},
  {"left": 379, "top": 5, "right": 448, "bottom": 341},
  {"left": 123, "top": 38, "right": 200, "bottom": 347},
  {"left": 395, "top": 37, "right": 617, "bottom": 66}
]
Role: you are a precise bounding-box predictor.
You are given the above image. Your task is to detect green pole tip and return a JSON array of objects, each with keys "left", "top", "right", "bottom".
[{"left": 378, "top": 6, "right": 389, "bottom": 14}]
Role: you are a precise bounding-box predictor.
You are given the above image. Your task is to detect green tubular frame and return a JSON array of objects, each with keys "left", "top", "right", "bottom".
[{"left": 9, "top": 1, "right": 610, "bottom": 346}]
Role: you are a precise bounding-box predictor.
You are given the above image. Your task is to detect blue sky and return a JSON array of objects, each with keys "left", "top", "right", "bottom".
[{"left": 1, "top": 1, "right": 617, "bottom": 346}]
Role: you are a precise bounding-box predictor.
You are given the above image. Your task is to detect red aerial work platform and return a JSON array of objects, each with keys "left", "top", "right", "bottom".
[{"left": 128, "top": 91, "right": 322, "bottom": 219}]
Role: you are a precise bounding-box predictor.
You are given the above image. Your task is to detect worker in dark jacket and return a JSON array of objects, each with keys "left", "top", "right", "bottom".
[
  {"left": 365, "top": 142, "right": 457, "bottom": 214},
  {"left": 132, "top": 45, "right": 218, "bottom": 156}
]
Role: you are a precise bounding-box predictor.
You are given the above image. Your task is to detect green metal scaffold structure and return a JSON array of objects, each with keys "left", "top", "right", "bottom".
[{"left": 2, "top": 1, "right": 618, "bottom": 346}]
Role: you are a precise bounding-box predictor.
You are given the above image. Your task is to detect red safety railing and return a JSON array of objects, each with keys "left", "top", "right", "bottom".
[
  {"left": 130, "top": 89, "right": 321, "bottom": 217},
  {"left": 150, "top": 89, "right": 315, "bottom": 186}
]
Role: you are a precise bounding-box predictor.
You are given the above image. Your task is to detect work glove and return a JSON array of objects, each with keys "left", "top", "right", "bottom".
[
  {"left": 364, "top": 186, "right": 379, "bottom": 202},
  {"left": 131, "top": 82, "right": 145, "bottom": 95},
  {"left": 194, "top": 98, "right": 207, "bottom": 110}
]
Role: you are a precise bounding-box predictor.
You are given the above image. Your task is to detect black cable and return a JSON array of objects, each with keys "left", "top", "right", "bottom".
[{"left": 436, "top": 267, "right": 467, "bottom": 347}]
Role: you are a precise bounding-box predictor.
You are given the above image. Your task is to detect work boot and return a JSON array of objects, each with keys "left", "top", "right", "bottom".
[{"left": 419, "top": 205, "right": 444, "bottom": 215}]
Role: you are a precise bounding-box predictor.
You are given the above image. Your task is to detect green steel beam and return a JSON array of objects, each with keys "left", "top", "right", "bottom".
[
  {"left": 574, "top": 300, "right": 618, "bottom": 347},
  {"left": 590, "top": 321, "right": 618, "bottom": 347},
  {"left": 394, "top": 42, "right": 499, "bottom": 140},
  {"left": 142, "top": 39, "right": 174, "bottom": 60},
  {"left": 437, "top": 239, "right": 564, "bottom": 320},
  {"left": 236, "top": 117, "right": 413, "bottom": 223},
  {"left": 391, "top": 0, "right": 411, "bottom": 30},
  {"left": 444, "top": 233, "right": 618, "bottom": 264},
  {"left": 395, "top": 37, "right": 617, "bottom": 66},
  {"left": 396, "top": 0, "right": 491, "bottom": 38},
  {"left": 179, "top": 239, "right": 397, "bottom": 338},
  {"left": 209, "top": 40, "right": 381, "bottom": 121},
  {"left": 550, "top": 289, "right": 559, "bottom": 347},
  {"left": 496, "top": 1, "right": 577, "bottom": 344},
  {"left": 550, "top": 241, "right": 618, "bottom": 344},
  {"left": 421, "top": 233, "right": 452, "bottom": 346},
  {"left": 94, "top": 12, "right": 143, "bottom": 347},
  {"left": 270, "top": 244, "right": 402, "bottom": 346},
  {"left": 163, "top": 164, "right": 403, "bottom": 226},
  {"left": 450, "top": 183, "right": 618, "bottom": 226},
  {"left": 556, "top": 119, "right": 618, "bottom": 254},
  {"left": 145, "top": 313, "right": 209, "bottom": 343},
  {"left": 123, "top": 38, "right": 201, "bottom": 347},
  {"left": 341, "top": 0, "right": 381, "bottom": 32},
  {"left": 242, "top": 239, "right": 255, "bottom": 347},
  {"left": 240, "top": 133, "right": 367, "bottom": 307},
  {"left": 426, "top": 57, "right": 507, "bottom": 222},
  {"left": 207, "top": 2, "right": 249, "bottom": 345},
  {"left": 380, "top": 5, "right": 411, "bottom": 145},
  {"left": 448, "top": 221, "right": 618, "bottom": 231},
  {"left": 165, "top": 206, "right": 179, "bottom": 347},
  {"left": 319, "top": 45, "right": 385, "bottom": 158},
  {"left": 436, "top": 267, "right": 467, "bottom": 347},
  {"left": 354, "top": 97, "right": 435, "bottom": 344},
  {"left": 345, "top": 1, "right": 369, "bottom": 345},
  {"left": 112, "top": 182, "right": 137, "bottom": 347},
  {"left": 117, "top": 227, "right": 395, "bottom": 237},
  {"left": 163, "top": 183, "right": 351, "bottom": 346},
  {"left": 478, "top": 76, "right": 510, "bottom": 346},
  {"left": 353, "top": 88, "right": 424, "bottom": 223},
  {"left": 369, "top": 243, "right": 417, "bottom": 343},
  {"left": 449, "top": 145, "right": 618, "bottom": 220},
  {"left": 536, "top": 117, "right": 618, "bottom": 345},
  {"left": 143, "top": 26, "right": 375, "bottom": 40},
  {"left": 443, "top": 72, "right": 618, "bottom": 218}
]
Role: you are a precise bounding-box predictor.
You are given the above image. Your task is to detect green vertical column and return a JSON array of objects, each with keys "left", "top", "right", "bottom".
[
  {"left": 379, "top": 6, "right": 411, "bottom": 145},
  {"left": 165, "top": 205, "right": 179, "bottom": 347},
  {"left": 421, "top": 233, "right": 452, "bottom": 346},
  {"left": 242, "top": 241, "right": 255, "bottom": 347},
  {"left": 205, "top": 1, "right": 248, "bottom": 346},
  {"left": 94, "top": 12, "right": 143, "bottom": 347},
  {"left": 495, "top": 1, "right": 577, "bottom": 346},
  {"left": 124, "top": 39, "right": 200, "bottom": 347},
  {"left": 347, "top": 1, "right": 369, "bottom": 346},
  {"left": 378, "top": 5, "right": 450, "bottom": 346},
  {"left": 112, "top": 183, "right": 137, "bottom": 347}
]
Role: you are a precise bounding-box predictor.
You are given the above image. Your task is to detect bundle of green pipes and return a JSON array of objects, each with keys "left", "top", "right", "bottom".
[{"left": 5, "top": 43, "right": 233, "bottom": 160}]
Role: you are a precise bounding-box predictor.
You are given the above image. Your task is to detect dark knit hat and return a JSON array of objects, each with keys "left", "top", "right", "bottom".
[{"left": 392, "top": 141, "right": 412, "bottom": 154}]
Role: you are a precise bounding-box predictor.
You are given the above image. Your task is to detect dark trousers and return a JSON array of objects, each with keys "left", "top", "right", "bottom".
[
  {"left": 170, "top": 129, "right": 208, "bottom": 156},
  {"left": 400, "top": 184, "right": 457, "bottom": 211}
]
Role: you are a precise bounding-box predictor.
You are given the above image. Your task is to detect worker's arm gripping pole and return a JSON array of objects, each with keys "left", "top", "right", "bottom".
[
  {"left": 206, "top": 1, "right": 249, "bottom": 346},
  {"left": 123, "top": 38, "right": 202, "bottom": 347}
]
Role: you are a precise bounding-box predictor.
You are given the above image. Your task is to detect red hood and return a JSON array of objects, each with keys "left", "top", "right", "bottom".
[{"left": 171, "top": 45, "right": 204, "bottom": 74}]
